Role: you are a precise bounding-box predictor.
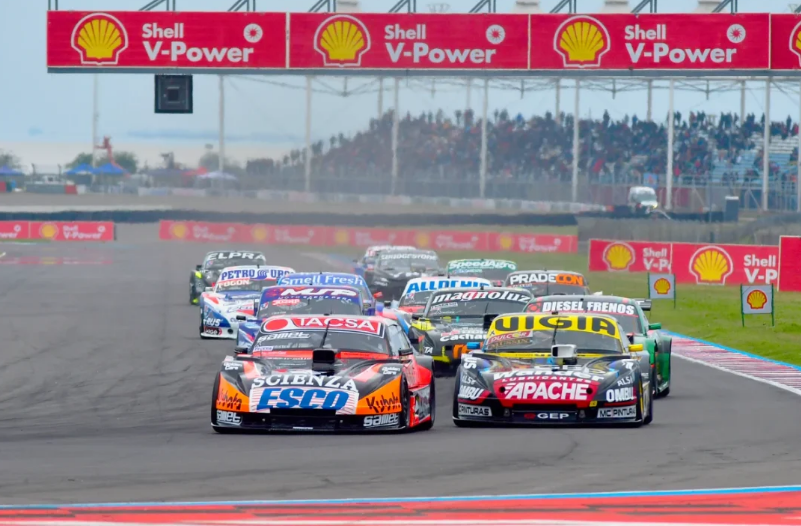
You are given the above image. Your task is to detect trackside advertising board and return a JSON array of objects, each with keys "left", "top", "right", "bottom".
[
  {"left": 49, "top": 12, "right": 801, "bottom": 73},
  {"left": 158, "top": 221, "right": 577, "bottom": 254},
  {"left": 589, "top": 239, "right": 778, "bottom": 286},
  {"left": 0, "top": 221, "right": 115, "bottom": 241}
]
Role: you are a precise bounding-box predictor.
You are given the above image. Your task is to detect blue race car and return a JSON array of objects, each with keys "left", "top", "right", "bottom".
[
  {"left": 278, "top": 272, "right": 380, "bottom": 315},
  {"left": 234, "top": 284, "right": 366, "bottom": 351}
]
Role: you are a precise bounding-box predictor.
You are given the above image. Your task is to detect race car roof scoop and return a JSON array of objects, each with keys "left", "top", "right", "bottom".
[
  {"left": 552, "top": 344, "right": 578, "bottom": 365},
  {"left": 312, "top": 349, "right": 338, "bottom": 374}
]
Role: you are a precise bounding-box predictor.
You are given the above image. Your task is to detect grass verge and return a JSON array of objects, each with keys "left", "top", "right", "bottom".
[{"left": 327, "top": 247, "right": 801, "bottom": 365}]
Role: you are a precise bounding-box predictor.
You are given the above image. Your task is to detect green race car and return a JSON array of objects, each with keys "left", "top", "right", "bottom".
[{"left": 526, "top": 294, "right": 671, "bottom": 397}]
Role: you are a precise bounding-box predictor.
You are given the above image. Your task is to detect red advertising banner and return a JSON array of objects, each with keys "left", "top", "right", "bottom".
[
  {"left": 530, "top": 14, "right": 770, "bottom": 71},
  {"left": 0, "top": 221, "right": 115, "bottom": 241},
  {"left": 289, "top": 13, "right": 529, "bottom": 70},
  {"left": 589, "top": 239, "right": 778, "bottom": 286},
  {"left": 589, "top": 239, "right": 672, "bottom": 273},
  {"left": 778, "top": 236, "right": 801, "bottom": 291},
  {"left": 158, "top": 221, "right": 577, "bottom": 254},
  {"left": 769, "top": 14, "right": 801, "bottom": 70},
  {"left": 0, "top": 221, "right": 29, "bottom": 241},
  {"left": 47, "top": 11, "right": 286, "bottom": 69}
]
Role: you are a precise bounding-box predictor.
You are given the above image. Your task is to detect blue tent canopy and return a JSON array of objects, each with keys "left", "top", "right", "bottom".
[
  {"left": 0, "top": 165, "right": 23, "bottom": 176},
  {"left": 64, "top": 163, "right": 96, "bottom": 175},
  {"left": 94, "top": 162, "right": 127, "bottom": 175}
]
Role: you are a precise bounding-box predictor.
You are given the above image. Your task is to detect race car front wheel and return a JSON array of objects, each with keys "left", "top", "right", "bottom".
[{"left": 416, "top": 381, "right": 435, "bottom": 432}]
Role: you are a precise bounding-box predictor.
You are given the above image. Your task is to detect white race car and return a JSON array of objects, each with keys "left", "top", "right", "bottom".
[{"left": 198, "top": 265, "right": 295, "bottom": 339}]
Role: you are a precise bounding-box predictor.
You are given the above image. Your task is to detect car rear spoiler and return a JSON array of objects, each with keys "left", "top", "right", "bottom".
[
  {"left": 312, "top": 349, "right": 337, "bottom": 374},
  {"left": 634, "top": 299, "right": 651, "bottom": 311}
]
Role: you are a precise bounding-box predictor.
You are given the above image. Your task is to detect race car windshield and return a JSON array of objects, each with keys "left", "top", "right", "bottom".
[
  {"left": 216, "top": 279, "right": 268, "bottom": 293},
  {"left": 486, "top": 331, "right": 623, "bottom": 354},
  {"left": 523, "top": 283, "right": 589, "bottom": 296},
  {"left": 205, "top": 258, "right": 263, "bottom": 271},
  {"left": 378, "top": 257, "right": 439, "bottom": 272},
  {"left": 399, "top": 291, "right": 433, "bottom": 307},
  {"left": 451, "top": 268, "right": 513, "bottom": 282},
  {"left": 427, "top": 299, "right": 527, "bottom": 317},
  {"left": 258, "top": 298, "right": 362, "bottom": 318},
  {"left": 252, "top": 331, "right": 390, "bottom": 354}
]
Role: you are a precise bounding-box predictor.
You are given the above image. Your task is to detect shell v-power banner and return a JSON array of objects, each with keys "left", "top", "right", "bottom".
[{"left": 47, "top": 12, "right": 801, "bottom": 72}]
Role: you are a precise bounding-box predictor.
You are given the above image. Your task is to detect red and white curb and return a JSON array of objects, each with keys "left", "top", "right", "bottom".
[{"left": 672, "top": 335, "right": 801, "bottom": 396}]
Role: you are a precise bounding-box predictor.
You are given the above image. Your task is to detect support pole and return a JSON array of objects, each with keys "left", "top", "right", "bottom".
[
  {"left": 218, "top": 75, "right": 225, "bottom": 173},
  {"left": 391, "top": 78, "right": 400, "bottom": 195},
  {"left": 377, "top": 77, "right": 384, "bottom": 117},
  {"left": 667, "top": 79, "right": 675, "bottom": 211},
  {"left": 740, "top": 80, "right": 746, "bottom": 122},
  {"left": 571, "top": 79, "right": 579, "bottom": 202},
  {"left": 555, "top": 78, "right": 561, "bottom": 124},
  {"left": 466, "top": 78, "right": 472, "bottom": 110},
  {"left": 305, "top": 76, "right": 312, "bottom": 193},
  {"left": 646, "top": 79, "right": 653, "bottom": 122},
  {"left": 91, "top": 74, "right": 98, "bottom": 167},
  {"left": 763, "top": 79, "right": 770, "bottom": 211},
  {"left": 480, "top": 78, "right": 489, "bottom": 199}
]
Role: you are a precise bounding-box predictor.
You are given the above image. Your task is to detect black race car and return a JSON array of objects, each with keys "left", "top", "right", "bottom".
[
  {"left": 189, "top": 250, "right": 267, "bottom": 305},
  {"left": 409, "top": 286, "right": 533, "bottom": 375},
  {"left": 370, "top": 250, "right": 443, "bottom": 300}
]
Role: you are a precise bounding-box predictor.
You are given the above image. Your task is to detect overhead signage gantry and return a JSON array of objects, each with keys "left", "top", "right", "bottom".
[{"left": 43, "top": 0, "right": 801, "bottom": 212}]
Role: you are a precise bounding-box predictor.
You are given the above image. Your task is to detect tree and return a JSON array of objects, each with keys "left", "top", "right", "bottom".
[
  {"left": 0, "top": 150, "right": 20, "bottom": 169},
  {"left": 67, "top": 152, "right": 93, "bottom": 169},
  {"left": 199, "top": 151, "right": 239, "bottom": 173}
]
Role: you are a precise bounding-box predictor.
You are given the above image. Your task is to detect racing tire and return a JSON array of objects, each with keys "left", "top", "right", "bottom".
[
  {"left": 644, "top": 367, "right": 654, "bottom": 426},
  {"left": 210, "top": 374, "right": 237, "bottom": 434},
  {"left": 658, "top": 354, "right": 672, "bottom": 398},
  {"left": 416, "top": 381, "right": 436, "bottom": 432},
  {"left": 399, "top": 376, "right": 411, "bottom": 431}
]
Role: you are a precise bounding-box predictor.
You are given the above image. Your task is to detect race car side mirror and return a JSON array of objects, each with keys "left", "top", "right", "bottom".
[
  {"left": 205, "top": 287, "right": 213, "bottom": 292},
  {"left": 373, "top": 291, "right": 383, "bottom": 299},
  {"left": 399, "top": 347, "right": 413, "bottom": 356},
  {"left": 235, "top": 315, "right": 247, "bottom": 321},
  {"left": 411, "top": 313, "right": 422, "bottom": 321},
  {"left": 234, "top": 345, "right": 249, "bottom": 353},
  {"left": 629, "top": 344, "right": 644, "bottom": 352},
  {"left": 648, "top": 323, "right": 662, "bottom": 330},
  {"left": 195, "top": 264, "right": 202, "bottom": 270}
]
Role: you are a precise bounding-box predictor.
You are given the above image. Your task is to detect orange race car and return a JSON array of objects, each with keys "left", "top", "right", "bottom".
[{"left": 211, "top": 314, "right": 435, "bottom": 432}]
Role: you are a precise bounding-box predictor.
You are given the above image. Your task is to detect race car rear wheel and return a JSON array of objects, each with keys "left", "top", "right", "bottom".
[
  {"left": 644, "top": 367, "right": 654, "bottom": 425},
  {"left": 416, "top": 381, "right": 436, "bottom": 431},
  {"left": 399, "top": 376, "right": 411, "bottom": 431}
]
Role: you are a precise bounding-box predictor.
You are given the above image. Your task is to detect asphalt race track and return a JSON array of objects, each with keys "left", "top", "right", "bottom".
[{"left": 1, "top": 224, "right": 801, "bottom": 505}]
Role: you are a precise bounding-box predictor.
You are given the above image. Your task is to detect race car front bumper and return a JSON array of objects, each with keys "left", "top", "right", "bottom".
[
  {"left": 454, "top": 402, "right": 641, "bottom": 425},
  {"left": 201, "top": 321, "right": 240, "bottom": 339},
  {"left": 213, "top": 410, "right": 406, "bottom": 432}
]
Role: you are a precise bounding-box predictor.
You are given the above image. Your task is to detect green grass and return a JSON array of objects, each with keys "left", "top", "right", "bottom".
[{"left": 332, "top": 246, "right": 801, "bottom": 365}]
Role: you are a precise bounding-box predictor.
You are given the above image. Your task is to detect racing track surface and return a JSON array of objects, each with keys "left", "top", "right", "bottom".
[{"left": 1, "top": 223, "right": 800, "bottom": 505}]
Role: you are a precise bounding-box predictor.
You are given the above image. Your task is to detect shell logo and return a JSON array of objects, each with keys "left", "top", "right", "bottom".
[
  {"left": 71, "top": 13, "right": 129, "bottom": 65},
  {"left": 251, "top": 225, "right": 269, "bottom": 242},
  {"left": 789, "top": 21, "right": 801, "bottom": 67},
  {"left": 689, "top": 246, "right": 733, "bottom": 285},
  {"left": 169, "top": 222, "right": 188, "bottom": 240},
  {"left": 334, "top": 229, "right": 350, "bottom": 245},
  {"left": 415, "top": 232, "right": 431, "bottom": 249},
  {"left": 653, "top": 278, "right": 671, "bottom": 295},
  {"left": 39, "top": 223, "right": 59, "bottom": 240},
  {"left": 498, "top": 234, "right": 514, "bottom": 251},
  {"left": 313, "top": 15, "right": 371, "bottom": 67},
  {"left": 553, "top": 16, "right": 610, "bottom": 69},
  {"left": 602, "top": 242, "right": 635, "bottom": 271},
  {"left": 746, "top": 289, "right": 768, "bottom": 310}
]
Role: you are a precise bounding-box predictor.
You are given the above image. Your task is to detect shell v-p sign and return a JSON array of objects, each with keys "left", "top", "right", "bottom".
[{"left": 47, "top": 11, "right": 286, "bottom": 70}]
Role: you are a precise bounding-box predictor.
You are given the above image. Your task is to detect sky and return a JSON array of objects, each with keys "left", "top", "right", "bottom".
[{"left": 2, "top": 0, "right": 801, "bottom": 168}]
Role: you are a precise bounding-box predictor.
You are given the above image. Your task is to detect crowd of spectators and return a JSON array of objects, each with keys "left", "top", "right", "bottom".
[{"left": 245, "top": 107, "right": 799, "bottom": 197}]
